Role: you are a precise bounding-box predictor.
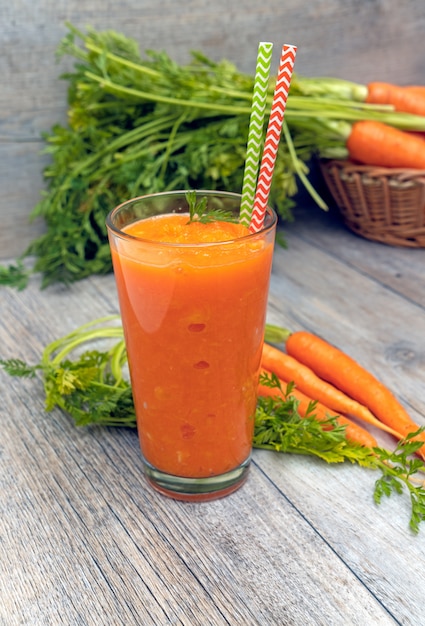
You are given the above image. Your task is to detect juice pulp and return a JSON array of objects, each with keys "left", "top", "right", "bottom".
[{"left": 110, "top": 213, "right": 275, "bottom": 478}]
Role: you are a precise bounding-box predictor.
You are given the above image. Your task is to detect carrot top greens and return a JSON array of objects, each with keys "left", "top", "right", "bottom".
[
  {"left": 1, "top": 316, "right": 425, "bottom": 533},
  {"left": 3, "top": 23, "right": 425, "bottom": 289},
  {"left": 186, "top": 191, "right": 239, "bottom": 224}
]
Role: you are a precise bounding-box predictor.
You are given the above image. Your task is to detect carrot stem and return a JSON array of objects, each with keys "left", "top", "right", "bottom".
[{"left": 264, "top": 324, "right": 292, "bottom": 345}]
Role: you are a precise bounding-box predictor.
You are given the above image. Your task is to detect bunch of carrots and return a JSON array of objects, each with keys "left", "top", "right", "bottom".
[
  {"left": 324, "top": 81, "right": 425, "bottom": 168},
  {"left": 259, "top": 329, "right": 425, "bottom": 458}
]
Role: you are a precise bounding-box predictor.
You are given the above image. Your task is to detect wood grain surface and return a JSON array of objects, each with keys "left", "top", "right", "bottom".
[
  {"left": 1, "top": 206, "right": 424, "bottom": 625},
  {"left": 2, "top": 0, "right": 425, "bottom": 258}
]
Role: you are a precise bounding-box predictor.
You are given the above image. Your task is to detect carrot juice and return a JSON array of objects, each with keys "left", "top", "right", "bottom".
[{"left": 106, "top": 191, "right": 277, "bottom": 500}]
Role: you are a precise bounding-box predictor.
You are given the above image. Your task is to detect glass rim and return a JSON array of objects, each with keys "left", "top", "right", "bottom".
[{"left": 106, "top": 190, "right": 277, "bottom": 248}]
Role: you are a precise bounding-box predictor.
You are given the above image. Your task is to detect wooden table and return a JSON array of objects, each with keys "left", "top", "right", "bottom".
[{"left": 1, "top": 205, "right": 424, "bottom": 625}]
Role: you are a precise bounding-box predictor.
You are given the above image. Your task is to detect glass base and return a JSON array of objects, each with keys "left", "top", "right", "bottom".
[{"left": 143, "top": 456, "right": 251, "bottom": 502}]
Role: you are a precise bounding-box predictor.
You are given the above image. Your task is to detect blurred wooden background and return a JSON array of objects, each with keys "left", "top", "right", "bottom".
[{"left": 2, "top": 0, "right": 425, "bottom": 258}]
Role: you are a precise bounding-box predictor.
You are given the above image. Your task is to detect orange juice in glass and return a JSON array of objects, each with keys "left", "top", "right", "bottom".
[{"left": 106, "top": 191, "right": 276, "bottom": 501}]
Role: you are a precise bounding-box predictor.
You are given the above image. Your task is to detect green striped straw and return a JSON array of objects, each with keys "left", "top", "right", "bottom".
[{"left": 240, "top": 42, "right": 274, "bottom": 226}]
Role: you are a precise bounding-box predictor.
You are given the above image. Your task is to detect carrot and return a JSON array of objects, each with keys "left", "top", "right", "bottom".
[
  {"left": 366, "top": 82, "right": 425, "bottom": 117},
  {"left": 261, "top": 342, "right": 403, "bottom": 439},
  {"left": 258, "top": 369, "right": 378, "bottom": 448},
  {"left": 407, "top": 131, "right": 425, "bottom": 141},
  {"left": 405, "top": 86, "right": 425, "bottom": 97},
  {"left": 285, "top": 330, "right": 425, "bottom": 458},
  {"left": 346, "top": 120, "right": 425, "bottom": 169}
]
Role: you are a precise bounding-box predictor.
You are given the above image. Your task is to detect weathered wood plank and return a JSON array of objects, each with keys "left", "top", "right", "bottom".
[
  {"left": 0, "top": 143, "right": 47, "bottom": 258},
  {"left": 1, "top": 274, "right": 396, "bottom": 626},
  {"left": 284, "top": 197, "right": 425, "bottom": 308},
  {"left": 1, "top": 412, "right": 396, "bottom": 625},
  {"left": 1, "top": 220, "right": 424, "bottom": 624},
  {"left": 262, "top": 230, "right": 425, "bottom": 625},
  {"left": 255, "top": 451, "right": 423, "bottom": 626}
]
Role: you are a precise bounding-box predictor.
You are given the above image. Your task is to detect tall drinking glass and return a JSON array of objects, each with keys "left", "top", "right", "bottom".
[{"left": 106, "top": 190, "right": 277, "bottom": 501}]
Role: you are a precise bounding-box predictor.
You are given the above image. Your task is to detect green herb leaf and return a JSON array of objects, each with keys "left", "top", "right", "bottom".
[
  {"left": 185, "top": 190, "right": 238, "bottom": 224},
  {"left": 186, "top": 191, "right": 208, "bottom": 222},
  {"left": 0, "top": 358, "right": 40, "bottom": 378},
  {"left": 0, "top": 262, "right": 32, "bottom": 291}
]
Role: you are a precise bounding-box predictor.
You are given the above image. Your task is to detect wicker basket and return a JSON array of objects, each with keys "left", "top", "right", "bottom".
[{"left": 320, "top": 160, "right": 425, "bottom": 247}]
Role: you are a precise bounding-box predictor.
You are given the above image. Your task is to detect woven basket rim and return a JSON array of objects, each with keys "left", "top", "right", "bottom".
[
  {"left": 319, "top": 159, "right": 425, "bottom": 247},
  {"left": 320, "top": 159, "right": 425, "bottom": 182}
]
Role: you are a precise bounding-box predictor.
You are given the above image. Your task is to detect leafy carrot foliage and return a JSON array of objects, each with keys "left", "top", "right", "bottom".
[{"left": 2, "top": 318, "right": 425, "bottom": 533}]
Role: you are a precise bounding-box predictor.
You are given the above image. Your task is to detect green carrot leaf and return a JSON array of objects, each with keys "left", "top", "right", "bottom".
[
  {"left": 0, "top": 262, "right": 32, "bottom": 291},
  {"left": 0, "top": 358, "right": 40, "bottom": 378},
  {"left": 2, "top": 315, "right": 425, "bottom": 533}
]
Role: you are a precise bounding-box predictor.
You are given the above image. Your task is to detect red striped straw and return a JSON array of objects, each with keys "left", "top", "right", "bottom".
[{"left": 249, "top": 44, "right": 297, "bottom": 232}]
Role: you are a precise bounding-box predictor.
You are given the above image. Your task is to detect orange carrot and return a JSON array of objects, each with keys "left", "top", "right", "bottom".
[
  {"left": 346, "top": 120, "right": 425, "bottom": 169},
  {"left": 405, "top": 86, "right": 425, "bottom": 98},
  {"left": 366, "top": 82, "right": 425, "bottom": 116},
  {"left": 407, "top": 130, "right": 425, "bottom": 141},
  {"left": 258, "top": 369, "right": 378, "bottom": 448},
  {"left": 285, "top": 331, "right": 425, "bottom": 458},
  {"left": 261, "top": 342, "right": 403, "bottom": 439}
]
